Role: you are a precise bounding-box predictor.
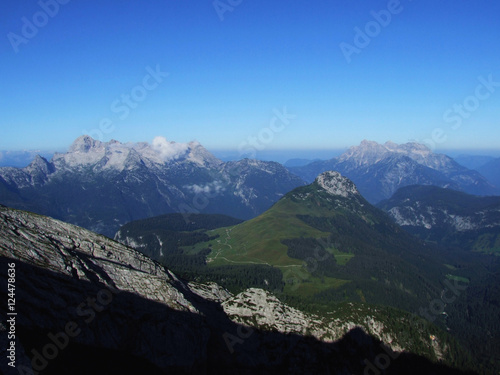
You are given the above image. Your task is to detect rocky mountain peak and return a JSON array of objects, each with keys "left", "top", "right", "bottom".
[
  {"left": 360, "top": 139, "right": 382, "bottom": 148},
  {"left": 184, "top": 140, "right": 223, "bottom": 168},
  {"left": 25, "top": 154, "right": 53, "bottom": 173},
  {"left": 345, "top": 140, "right": 435, "bottom": 160},
  {"left": 315, "top": 171, "right": 359, "bottom": 198},
  {"left": 337, "top": 140, "right": 465, "bottom": 173},
  {"left": 383, "top": 140, "right": 399, "bottom": 149},
  {"left": 53, "top": 135, "right": 108, "bottom": 168},
  {"left": 340, "top": 140, "right": 390, "bottom": 166},
  {"left": 51, "top": 135, "right": 224, "bottom": 171},
  {"left": 348, "top": 140, "right": 432, "bottom": 159},
  {"left": 387, "top": 141, "right": 435, "bottom": 163},
  {"left": 69, "top": 135, "right": 104, "bottom": 153}
]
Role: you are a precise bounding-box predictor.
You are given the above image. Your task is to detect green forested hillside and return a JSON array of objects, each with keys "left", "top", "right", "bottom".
[{"left": 196, "top": 180, "right": 449, "bottom": 313}]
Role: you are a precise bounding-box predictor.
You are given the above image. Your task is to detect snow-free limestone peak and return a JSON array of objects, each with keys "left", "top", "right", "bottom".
[{"left": 315, "top": 171, "right": 360, "bottom": 198}]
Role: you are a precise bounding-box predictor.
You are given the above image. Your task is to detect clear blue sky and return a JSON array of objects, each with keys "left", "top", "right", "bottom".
[{"left": 1, "top": 0, "right": 499, "bottom": 154}]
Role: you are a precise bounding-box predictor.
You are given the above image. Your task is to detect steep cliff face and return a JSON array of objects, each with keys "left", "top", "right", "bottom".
[
  {"left": 0, "top": 206, "right": 473, "bottom": 374},
  {"left": 0, "top": 205, "right": 214, "bottom": 374}
]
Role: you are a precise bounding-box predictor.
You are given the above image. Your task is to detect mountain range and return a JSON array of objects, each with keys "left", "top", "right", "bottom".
[
  {"left": 477, "top": 157, "right": 500, "bottom": 189},
  {"left": 288, "top": 140, "right": 498, "bottom": 203},
  {"left": 0, "top": 136, "right": 304, "bottom": 237},
  {"left": 1, "top": 137, "right": 497, "bottom": 239}
]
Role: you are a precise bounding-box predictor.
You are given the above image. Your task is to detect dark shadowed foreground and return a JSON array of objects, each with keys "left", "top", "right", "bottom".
[{"left": 0, "top": 206, "right": 475, "bottom": 374}]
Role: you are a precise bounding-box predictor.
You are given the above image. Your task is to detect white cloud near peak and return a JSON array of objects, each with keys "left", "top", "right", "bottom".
[
  {"left": 151, "top": 136, "right": 190, "bottom": 161},
  {"left": 184, "top": 180, "right": 225, "bottom": 195}
]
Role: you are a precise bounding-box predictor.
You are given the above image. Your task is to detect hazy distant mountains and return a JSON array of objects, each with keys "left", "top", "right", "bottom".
[
  {"left": 453, "top": 154, "right": 496, "bottom": 170},
  {"left": 289, "top": 140, "right": 498, "bottom": 203},
  {"left": 1, "top": 136, "right": 497, "bottom": 237},
  {"left": 477, "top": 157, "right": 500, "bottom": 188},
  {"left": 0, "top": 136, "right": 305, "bottom": 236},
  {"left": 453, "top": 154, "right": 500, "bottom": 188},
  {"left": 0, "top": 149, "right": 56, "bottom": 168}
]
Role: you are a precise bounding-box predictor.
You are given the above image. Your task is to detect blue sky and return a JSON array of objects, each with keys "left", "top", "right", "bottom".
[{"left": 1, "top": 0, "right": 499, "bottom": 155}]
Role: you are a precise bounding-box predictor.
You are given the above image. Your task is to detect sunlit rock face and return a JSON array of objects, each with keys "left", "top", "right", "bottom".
[{"left": 315, "top": 171, "right": 360, "bottom": 198}]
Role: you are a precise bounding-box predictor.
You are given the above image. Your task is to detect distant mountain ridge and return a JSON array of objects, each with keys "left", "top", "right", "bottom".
[
  {"left": 378, "top": 185, "right": 500, "bottom": 254},
  {"left": 453, "top": 154, "right": 495, "bottom": 170},
  {"left": 288, "top": 140, "right": 497, "bottom": 203},
  {"left": 0, "top": 135, "right": 305, "bottom": 236},
  {"left": 477, "top": 157, "right": 500, "bottom": 189}
]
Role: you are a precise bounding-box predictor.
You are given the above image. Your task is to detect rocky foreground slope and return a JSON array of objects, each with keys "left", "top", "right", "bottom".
[{"left": 0, "top": 206, "right": 473, "bottom": 374}]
